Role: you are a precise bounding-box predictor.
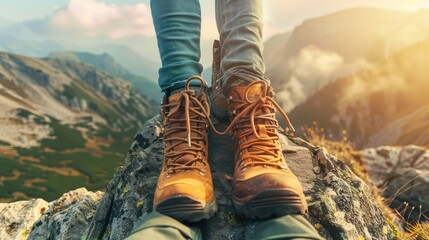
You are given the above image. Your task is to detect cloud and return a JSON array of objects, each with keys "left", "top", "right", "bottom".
[
  {"left": 51, "top": 0, "right": 154, "bottom": 39},
  {"left": 263, "top": 0, "right": 428, "bottom": 37},
  {"left": 277, "top": 46, "right": 344, "bottom": 111}
]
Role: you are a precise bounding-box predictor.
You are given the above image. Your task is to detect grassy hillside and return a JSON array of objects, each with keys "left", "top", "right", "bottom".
[{"left": 0, "top": 52, "right": 157, "bottom": 202}]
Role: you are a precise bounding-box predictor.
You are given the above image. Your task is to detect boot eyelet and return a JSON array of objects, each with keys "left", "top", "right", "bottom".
[
  {"left": 240, "top": 167, "right": 247, "bottom": 172},
  {"left": 232, "top": 110, "right": 236, "bottom": 114},
  {"left": 165, "top": 173, "right": 171, "bottom": 178},
  {"left": 239, "top": 161, "right": 244, "bottom": 166},
  {"left": 239, "top": 151, "right": 243, "bottom": 156},
  {"left": 199, "top": 170, "right": 205, "bottom": 176}
]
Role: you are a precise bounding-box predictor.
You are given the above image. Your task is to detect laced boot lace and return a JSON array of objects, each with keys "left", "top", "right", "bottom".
[
  {"left": 210, "top": 81, "right": 295, "bottom": 172},
  {"left": 162, "top": 76, "right": 212, "bottom": 177}
]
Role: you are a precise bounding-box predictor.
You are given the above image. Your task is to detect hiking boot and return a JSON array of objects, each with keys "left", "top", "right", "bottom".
[
  {"left": 226, "top": 80, "right": 307, "bottom": 219},
  {"left": 209, "top": 40, "right": 229, "bottom": 120},
  {"left": 154, "top": 76, "right": 217, "bottom": 222}
]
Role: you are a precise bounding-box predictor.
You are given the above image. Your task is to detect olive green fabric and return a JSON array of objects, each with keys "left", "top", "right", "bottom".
[
  {"left": 126, "top": 212, "right": 324, "bottom": 240},
  {"left": 245, "top": 215, "right": 324, "bottom": 240},
  {"left": 125, "top": 212, "right": 202, "bottom": 240}
]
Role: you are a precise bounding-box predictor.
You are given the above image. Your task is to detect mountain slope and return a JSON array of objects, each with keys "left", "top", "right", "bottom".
[
  {"left": 48, "top": 51, "right": 162, "bottom": 102},
  {"left": 89, "top": 44, "right": 159, "bottom": 82},
  {"left": 289, "top": 39, "right": 429, "bottom": 148},
  {"left": 264, "top": 8, "right": 429, "bottom": 112},
  {"left": 0, "top": 51, "right": 157, "bottom": 201}
]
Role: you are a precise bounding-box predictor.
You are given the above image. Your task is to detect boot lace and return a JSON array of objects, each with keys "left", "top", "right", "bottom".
[
  {"left": 163, "top": 76, "right": 212, "bottom": 176},
  {"left": 211, "top": 81, "right": 295, "bottom": 171}
]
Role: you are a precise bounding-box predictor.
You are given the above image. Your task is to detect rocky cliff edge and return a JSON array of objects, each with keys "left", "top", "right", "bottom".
[{"left": 0, "top": 115, "right": 396, "bottom": 240}]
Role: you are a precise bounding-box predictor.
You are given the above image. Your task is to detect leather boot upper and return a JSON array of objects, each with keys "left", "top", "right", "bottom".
[
  {"left": 225, "top": 81, "right": 305, "bottom": 202},
  {"left": 210, "top": 40, "right": 229, "bottom": 119},
  {"left": 154, "top": 78, "right": 215, "bottom": 209}
]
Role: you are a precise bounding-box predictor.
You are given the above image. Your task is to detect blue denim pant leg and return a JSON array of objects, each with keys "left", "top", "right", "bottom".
[
  {"left": 150, "top": 0, "right": 204, "bottom": 93},
  {"left": 215, "top": 0, "right": 270, "bottom": 95}
]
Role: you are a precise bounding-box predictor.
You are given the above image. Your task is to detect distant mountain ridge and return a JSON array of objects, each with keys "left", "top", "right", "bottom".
[
  {"left": 88, "top": 44, "right": 160, "bottom": 82},
  {"left": 264, "top": 7, "right": 429, "bottom": 112},
  {"left": 48, "top": 51, "right": 162, "bottom": 102},
  {"left": 289, "top": 39, "right": 429, "bottom": 149}
]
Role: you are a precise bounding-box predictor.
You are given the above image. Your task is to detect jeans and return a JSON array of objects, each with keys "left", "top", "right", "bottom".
[{"left": 150, "top": 0, "right": 268, "bottom": 94}]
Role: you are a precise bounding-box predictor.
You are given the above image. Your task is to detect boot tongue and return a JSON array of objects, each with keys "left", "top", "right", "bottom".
[
  {"left": 228, "top": 83, "right": 276, "bottom": 161},
  {"left": 245, "top": 84, "right": 264, "bottom": 101},
  {"left": 165, "top": 92, "right": 201, "bottom": 168},
  {"left": 227, "top": 83, "right": 264, "bottom": 102},
  {"left": 227, "top": 83, "right": 270, "bottom": 125}
]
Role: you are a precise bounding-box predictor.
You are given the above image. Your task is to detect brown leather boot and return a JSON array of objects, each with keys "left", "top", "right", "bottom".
[
  {"left": 154, "top": 76, "right": 217, "bottom": 222},
  {"left": 225, "top": 80, "right": 307, "bottom": 219},
  {"left": 209, "top": 40, "right": 229, "bottom": 120}
]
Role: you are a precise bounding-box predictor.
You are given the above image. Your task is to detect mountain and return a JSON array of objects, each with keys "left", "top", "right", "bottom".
[
  {"left": 0, "top": 51, "right": 158, "bottom": 202},
  {"left": 88, "top": 44, "right": 160, "bottom": 82},
  {"left": 48, "top": 51, "right": 162, "bottom": 102},
  {"left": 0, "top": 33, "right": 64, "bottom": 58},
  {"left": 289, "top": 39, "right": 429, "bottom": 149},
  {"left": 264, "top": 8, "right": 429, "bottom": 112}
]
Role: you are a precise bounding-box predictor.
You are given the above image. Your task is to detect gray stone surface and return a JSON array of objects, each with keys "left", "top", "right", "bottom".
[
  {"left": 28, "top": 188, "right": 103, "bottom": 240},
  {"left": 86, "top": 115, "right": 396, "bottom": 240},
  {"left": 361, "top": 145, "right": 429, "bottom": 223},
  {"left": 0, "top": 199, "right": 48, "bottom": 240},
  {"left": 0, "top": 116, "right": 400, "bottom": 240}
]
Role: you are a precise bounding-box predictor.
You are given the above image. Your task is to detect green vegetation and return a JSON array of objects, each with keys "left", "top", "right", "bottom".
[
  {"left": 304, "top": 125, "right": 429, "bottom": 240},
  {"left": 61, "top": 83, "right": 121, "bottom": 122},
  {"left": 40, "top": 117, "right": 86, "bottom": 151},
  {"left": 1, "top": 114, "right": 138, "bottom": 202},
  {"left": 402, "top": 222, "right": 429, "bottom": 240}
]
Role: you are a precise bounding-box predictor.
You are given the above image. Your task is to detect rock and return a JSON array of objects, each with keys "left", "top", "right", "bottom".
[
  {"left": 86, "top": 115, "right": 396, "bottom": 240},
  {"left": 361, "top": 145, "right": 429, "bottom": 223},
  {"left": 0, "top": 116, "right": 400, "bottom": 240},
  {"left": 0, "top": 199, "right": 48, "bottom": 240},
  {"left": 28, "top": 188, "right": 102, "bottom": 240}
]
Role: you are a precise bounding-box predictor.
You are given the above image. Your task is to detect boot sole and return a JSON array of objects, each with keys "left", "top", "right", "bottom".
[
  {"left": 233, "top": 189, "right": 307, "bottom": 219},
  {"left": 155, "top": 196, "right": 218, "bottom": 222}
]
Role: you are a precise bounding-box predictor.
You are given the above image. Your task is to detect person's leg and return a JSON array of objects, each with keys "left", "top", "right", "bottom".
[
  {"left": 213, "top": 0, "right": 308, "bottom": 220},
  {"left": 151, "top": 0, "right": 204, "bottom": 93},
  {"left": 215, "top": 0, "right": 269, "bottom": 94},
  {"left": 150, "top": 1, "right": 217, "bottom": 222},
  {"left": 125, "top": 212, "right": 203, "bottom": 240},
  {"left": 245, "top": 215, "right": 324, "bottom": 240},
  {"left": 210, "top": 0, "right": 268, "bottom": 118}
]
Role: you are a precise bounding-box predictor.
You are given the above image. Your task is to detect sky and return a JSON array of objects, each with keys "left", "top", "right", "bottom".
[
  {"left": 2, "top": 0, "right": 429, "bottom": 38},
  {"left": 1, "top": 0, "right": 429, "bottom": 65}
]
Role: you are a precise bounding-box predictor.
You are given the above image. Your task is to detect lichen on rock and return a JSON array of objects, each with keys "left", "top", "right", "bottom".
[
  {"left": 86, "top": 115, "right": 396, "bottom": 240},
  {"left": 0, "top": 115, "right": 398, "bottom": 240},
  {"left": 28, "top": 188, "right": 103, "bottom": 240}
]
